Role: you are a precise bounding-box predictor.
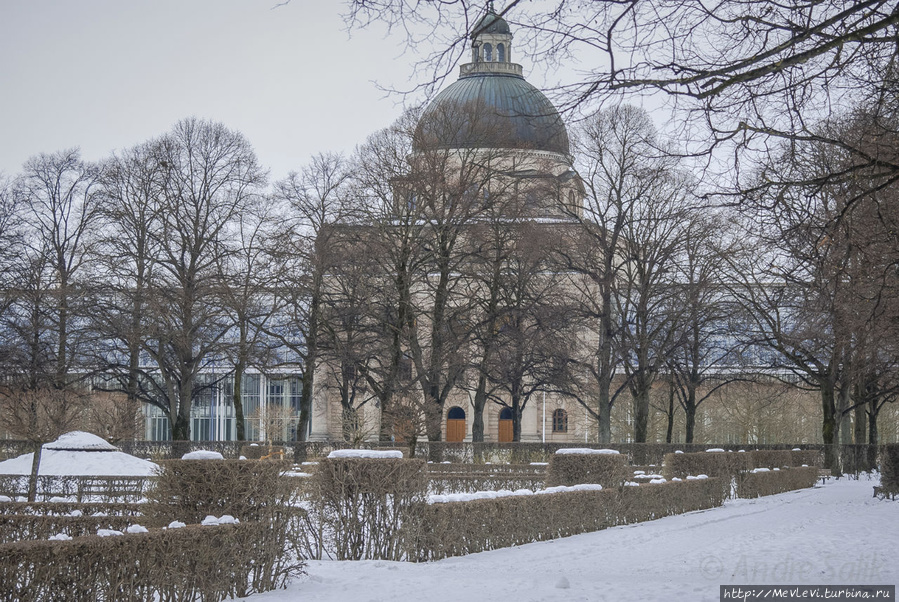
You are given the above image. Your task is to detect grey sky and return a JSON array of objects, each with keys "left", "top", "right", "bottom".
[{"left": 0, "top": 0, "right": 421, "bottom": 181}]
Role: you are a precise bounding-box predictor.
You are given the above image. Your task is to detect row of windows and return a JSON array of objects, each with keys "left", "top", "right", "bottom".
[
  {"left": 447, "top": 406, "right": 569, "bottom": 433},
  {"left": 480, "top": 42, "right": 507, "bottom": 62}
]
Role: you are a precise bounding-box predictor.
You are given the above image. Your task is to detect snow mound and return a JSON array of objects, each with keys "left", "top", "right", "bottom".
[
  {"left": 97, "top": 529, "right": 123, "bottom": 537},
  {"left": 182, "top": 450, "right": 225, "bottom": 460},
  {"left": 555, "top": 448, "right": 620, "bottom": 455},
  {"left": 45, "top": 431, "right": 117, "bottom": 451},
  {"left": 649, "top": 478, "right": 667, "bottom": 484},
  {"left": 674, "top": 450, "right": 684, "bottom": 454},
  {"left": 202, "top": 514, "right": 240, "bottom": 526},
  {"left": 706, "top": 448, "right": 725, "bottom": 452},
  {"left": 327, "top": 449, "right": 403, "bottom": 459},
  {"left": 686, "top": 474, "right": 709, "bottom": 480},
  {"left": 0, "top": 437, "right": 158, "bottom": 477},
  {"left": 48, "top": 533, "right": 72, "bottom": 541},
  {"left": 751, "top": 468, "right": 770, "bottom": 473},
  {"left": 167, "top": 521, "right": 186, "bottom": 529},
  {"left": 125, "top": 524, "right": 148, "bottom": 534}
]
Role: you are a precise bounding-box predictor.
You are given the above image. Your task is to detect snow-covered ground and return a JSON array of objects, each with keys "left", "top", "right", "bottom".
[{"left": 244, "top": 478, "right": 897, "bottom": 602}]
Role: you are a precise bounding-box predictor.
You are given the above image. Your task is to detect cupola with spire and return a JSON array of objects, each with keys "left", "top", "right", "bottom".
[{"left": 462, "top": 2, "right": 522, "bottom": 78}]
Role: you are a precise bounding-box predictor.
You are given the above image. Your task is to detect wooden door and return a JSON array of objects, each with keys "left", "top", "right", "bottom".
[
  {"left": 498, "top": 419, "right": 514, "bottom": 442},
  {"left": 446, "top": 419, "right": 466, "bottom": 442}
]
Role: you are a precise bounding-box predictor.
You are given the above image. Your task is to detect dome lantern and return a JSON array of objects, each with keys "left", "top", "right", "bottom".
[{"left": 413, "top": 3, "right": 571, "bottom": 157}]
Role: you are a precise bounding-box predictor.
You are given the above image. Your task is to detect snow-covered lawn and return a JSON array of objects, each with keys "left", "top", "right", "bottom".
[{"left": 244, "top": 478, "right": 897, "bottom": 602}]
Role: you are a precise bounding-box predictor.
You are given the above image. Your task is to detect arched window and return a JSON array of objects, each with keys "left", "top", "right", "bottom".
[
  {"left": 497, "top": 43, "right": 505, "bottom": 62},
  {"left": 448, "top": 407, "right": 466, "bottom": 420},
  {"left": 552, "top": 409, "right": 568, "bottom": 433},
  {"left": 568, "top": 190, "right": 576, "bottom": 210},
  {"left": 483, "top": 43, "right": 493, "bottom": 62},
  {"left": 500, "top": 407, "right": 513, "bottom": 420}
]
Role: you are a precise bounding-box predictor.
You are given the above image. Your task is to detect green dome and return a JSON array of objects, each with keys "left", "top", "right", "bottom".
[{"left": 414, "top": 72, "right": 570, "bottom": 155}]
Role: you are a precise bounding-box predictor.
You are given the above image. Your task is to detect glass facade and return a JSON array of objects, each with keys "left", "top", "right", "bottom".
[{"left": 141, "top": 372, "right": 303, "bottom": 442}]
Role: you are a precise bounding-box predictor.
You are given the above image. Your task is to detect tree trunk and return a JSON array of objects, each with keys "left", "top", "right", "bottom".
[
  {"left": 665, "top": 383, "right": 675, "bottom": 444},
  {"left": 821, "top": 382, "right": 837, "bottom": 472},
  {"left": 633, "top": 385, "right": 650, "bottom": 444},
  {"left": 853, "top": 401, "right": 866, "bottom": 445},
  {"left": 471, "top": 371, "right": 489, "bottom": 442},
  {"left": 298, "top": 290, "right": 320, "bottom": 442},
  {"left": 27, "top": 441, "right": 43, "bottom": 503},
  {"left": 512, "top": 395, "right": 522, "bottom": 442},
  {"left": 233, "top": 363, "right": 246, "bottom": 441},
  {"left": 684, "top": 385, "right": 698, "bottom": 444}
]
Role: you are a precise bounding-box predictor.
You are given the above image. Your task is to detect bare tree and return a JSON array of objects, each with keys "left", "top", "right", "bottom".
[
  {"left": 0, "top": 387, "right": 84, "bottom": 501},
  {"left": 218, "top": 195, "right": 281, "bottom": 441},
  {"left": 346, "top": 1, "right": 899, "bottom": 194},
  {"left": 91, "top": 141, "right": 165, "bottom": 419},
  {"left": 82, "top": 391, "right": 142, "bottom": 444},
  {"left": 665, "top": 210, "right": 747, "bottom": 443},
  {"left": 14, "top": 149, "right": 99, "bottom": 389},
  {"left": 269, "top": 152, "right": 354, "bottom": 441},
  {"left": 557, "top": 105, "right": 680, "bottom": 443},
  {"left": 138, "top": 118, "right": 265, "bottom": 442}
]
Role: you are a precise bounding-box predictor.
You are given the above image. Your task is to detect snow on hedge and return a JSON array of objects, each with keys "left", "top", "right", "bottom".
[
  {"left": 181, "top": 450, "right": 225, "bottom": 460},
  {"left": 429, "top": 483, "right": 603, "bottom": 504},
  {"left": 554, "top": 448, "right": 620, "bottom": 455},
  {"left": 327, "top": 449, "right": 404, "bottom": 459},
  {"left": 201, "top": 515, "right": 240, "bottom": 526}
]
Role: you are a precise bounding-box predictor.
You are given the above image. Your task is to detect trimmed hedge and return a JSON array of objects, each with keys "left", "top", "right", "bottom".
[
  {"left": 0, "top": 515, "right": 137, "bottom": 544},
  {"left": 410, "top": 478, "right": 725, "bottom": 561},
  {"left": 0, "top": 502, "right": 143, "bottom": 517},
  {"left": 748, "top": 450, "right": 793, "bottom": 469},
  {"left": 310, "top": 457, "right": 427, "bottom": 561},
  {"left": 736, "top": 467, "right": 819, "bottom": 498},
  {"left": 0, "top": 475, "right": 152, "bottom": 503},
  {"left": 662, "top": 451, "right": 750, "bottom": 499},
  {"left": 790, "top": 449, "right": 823, "bottom": 468},
  {"left": 881, "top": 444, "right": 899, "bottom": 494},
  {"left": 546, "top": 452, "right": 629, "bottom": 488},
  {"left": 0, "top": 522, "right": 302, "bottom": 602},
  {"left": 428, "top": 474, "right": 545, "bottom": 495},
  {"left": 144, "top": 459, "right": 297, "bottom": 524}
]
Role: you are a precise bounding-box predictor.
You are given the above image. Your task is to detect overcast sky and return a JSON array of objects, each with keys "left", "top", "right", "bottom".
[{"left": 0, "top": 0, "right": 433, "bottom": 182}]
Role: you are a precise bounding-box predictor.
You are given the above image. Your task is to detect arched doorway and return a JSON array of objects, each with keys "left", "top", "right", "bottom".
[
  {"left": 498, "top": 407, "right": 514, "bottom": 443},
  {"left": 446, "top": 406, "right": 466, "bottom": 442}
]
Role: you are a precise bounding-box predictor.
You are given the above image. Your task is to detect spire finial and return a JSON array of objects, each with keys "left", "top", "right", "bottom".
[{"left": 487, "top": 1, "right": 495, "bottom": 12}]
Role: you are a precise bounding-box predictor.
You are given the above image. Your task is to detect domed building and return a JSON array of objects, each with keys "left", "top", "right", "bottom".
[
  {"left": 410, "top": 9, "right": 583, "bottom": 220},
  {"left": 309, "top": 7, "right": 587, "bottom": 445}
]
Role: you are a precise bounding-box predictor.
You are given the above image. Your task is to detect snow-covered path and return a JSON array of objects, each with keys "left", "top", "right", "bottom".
[{"left": 246, "top": 478, "right": 897, "bottom": 602}]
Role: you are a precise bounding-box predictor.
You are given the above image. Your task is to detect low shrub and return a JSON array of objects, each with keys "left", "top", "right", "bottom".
[
  {"left": 410, "top": 478, "right": 725, "bottom": 561},
  {"left": 0, "top": 475, "right": 151, "bottom": 503},
  {"left": 880, "top": 444, "right": 899, "bottom": 494},
  {"left": 240, "top": 445, "right": 288, "bottom": 460},
  {"left": 0, "top": 502, "right": 143, "bottom": 517},
  {"left": 428, "top": 474, "right": 545, "bottom": 495},
  {"left": 790, "top": 449, "right": 823, "bottom": 468},
  {"left": 0, "top": 514, "right": 136, "bottom": 544},
  {"left": 0, "top": 522, "right": 302, "bottom": 602},
  {"left": 736, "top": 467, "right": 819, "bottom": 498},
  {"left": 545, "top": 451, "right": 629, "bottom": 488},
  {"left": 144, "top": 459, "right": 297, "bottom": 524},
  {"left": 662, "top": 451, "right": 750, "bottom": 480},
  {"left": 309, "top": 457, "right": 427, "bottom": 561},
  {"left": 748, "top": 450, "right": 793, "bottom": 469},
  {"left": 427, "top": 463, "right": 546, "bottom": 494}
]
